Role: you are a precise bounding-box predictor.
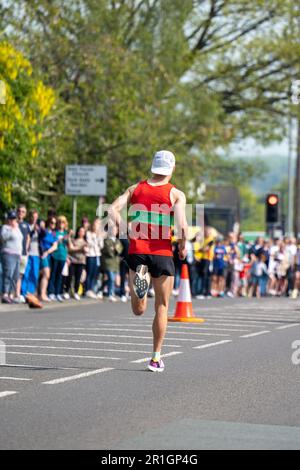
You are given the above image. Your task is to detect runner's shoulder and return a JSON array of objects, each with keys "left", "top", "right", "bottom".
[{"left": 171, "top": 186, "right": 186, "bottom": 203}]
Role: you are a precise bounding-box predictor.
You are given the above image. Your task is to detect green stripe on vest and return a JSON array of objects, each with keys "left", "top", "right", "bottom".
[{"left": 129, "top": 210, "right": 174, "bottom": 227}]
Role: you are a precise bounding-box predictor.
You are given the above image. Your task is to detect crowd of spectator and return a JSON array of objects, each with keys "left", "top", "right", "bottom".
[
  {"left": 174, "top": 228, "right": 299, "bottom": 300},
  {"left": 0, "top": 205, "right": 299, "bottom": 305}
]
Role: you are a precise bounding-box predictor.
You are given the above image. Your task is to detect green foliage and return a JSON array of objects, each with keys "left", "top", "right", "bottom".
[
  {"left": 240, "top": 186, "right": 265, "bottom": 231},
  {"left": 1, "top": 0, "right": 300, "bottom": 222}
]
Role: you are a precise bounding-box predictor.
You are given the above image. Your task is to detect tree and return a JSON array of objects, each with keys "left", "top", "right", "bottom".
[
  {"left": 0, "top": 41, "right": 55, "bottom": 212},
  {"left": 2, "top": 0, "right": 300, "bottom": 212}
]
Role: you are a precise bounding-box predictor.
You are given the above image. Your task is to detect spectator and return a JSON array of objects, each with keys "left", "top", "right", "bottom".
[
  {"left": 226, "top": 232, "right": 240, "bottom": 298},
  {"left": 186, "top": 239, "right": 197, "bottom": 297},
  {"left": 0, "top": 210, "right": 23, "bottom": 304},
  {"left": 249, "top": 253, "right": 269, "bottom": 298},
  {"left": 85, "top": 218, "right": 103, "bottom": 299},
  {"left": 119, "top": 237, "right": 129, "bottom": 302},
  {"left": 196, "top": 227, "right": 214, "bottom": 299},
  {"left": 101, "top": 226, "right": 123, "bottom": 302},
  {"left": 21, "top": 209, "right": 40, "bottom": 298},
  {"left": 66, "top": 226, "right": 88, "bottom": 300},
  {"left": 172, "top": 240, "right": 182, "bottom": 296},
  {"left": 39, "top": 217, "right": 58, "bottom": 302},
  {"left": 292, "top": 241, "right": 300, "bottom": 299},
  {"left": 211, "top": 237, "right": 226, "bottom": 297},
  {"left": 16, "top": 204, "right": 31, "bottom": 303},
  {"left": 48, "top": 216, "right": 69, "bottom": 302},
  {"left": 275, "top": 242, "right": 290, "bottom": 296}
]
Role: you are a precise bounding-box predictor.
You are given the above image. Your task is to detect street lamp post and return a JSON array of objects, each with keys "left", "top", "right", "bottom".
[{"left": 291, "top": 80, "right": 300, "bottom": 237}]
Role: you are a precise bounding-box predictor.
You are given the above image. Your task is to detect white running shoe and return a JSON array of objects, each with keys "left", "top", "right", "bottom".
[
  {"left": 133, "top": 265, "right": 150, "bottom": 300},
  {"left": 120, "top": 295, "right": 128, "bottom": 303},
  {"left": 63, "top": 293, "right": 70, "bottom": 300},
  {"left": 85, "top": 290, "right": 97, "bottom": 299},
  {"left": 292, "top": 289, "right": 298, "bottom": 300},
  {"left": 109, "top": 295, "right": 118, "bottom": 302},
  {"left": 74, "top": 293, "right": 81, "bottom": 301},
  {"left": 96, "top": 292, "right": 103, "bottom": 300},
  {"left": 48, "top": 294, "right": 57, "bottom": 301},
  {"left": 56, "top": 295, "right": 64, "bottom": 302}
]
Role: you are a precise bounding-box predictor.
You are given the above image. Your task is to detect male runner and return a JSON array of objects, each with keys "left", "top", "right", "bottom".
[{"left": 109, "top": 150, "right": 187, "bottom": 372}]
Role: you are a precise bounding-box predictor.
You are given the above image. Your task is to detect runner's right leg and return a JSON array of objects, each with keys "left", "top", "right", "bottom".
[{"left": 129, "top": 269, "right": 149, "bottom": 316}]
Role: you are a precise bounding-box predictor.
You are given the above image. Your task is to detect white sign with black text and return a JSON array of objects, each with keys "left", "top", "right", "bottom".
[{"left": 65, "top": 165, "right": 107, "bottom": 196}]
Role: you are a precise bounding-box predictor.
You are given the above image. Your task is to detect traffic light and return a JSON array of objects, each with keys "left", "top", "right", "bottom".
[{"left": 266, "top": 193, "right": 280, "bottom": 224}]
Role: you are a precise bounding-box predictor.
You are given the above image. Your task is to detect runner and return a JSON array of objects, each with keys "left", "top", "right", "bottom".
[{"left": 109, "top": 150, "right": 187, "bottom": 372}]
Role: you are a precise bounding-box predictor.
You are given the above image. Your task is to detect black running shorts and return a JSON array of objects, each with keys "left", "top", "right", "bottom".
[{"left": 127, "top": 254, "right": 175, "bottom": 278}]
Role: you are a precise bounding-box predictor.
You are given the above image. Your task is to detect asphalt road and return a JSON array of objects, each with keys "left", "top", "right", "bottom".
[{"left": 0, "top": 296, "right": 300, "bottom": 450}]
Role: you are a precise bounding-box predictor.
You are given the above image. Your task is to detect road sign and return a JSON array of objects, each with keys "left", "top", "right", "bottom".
[{"left": 65, "top": 165, "right": 107, "bottom": 196}]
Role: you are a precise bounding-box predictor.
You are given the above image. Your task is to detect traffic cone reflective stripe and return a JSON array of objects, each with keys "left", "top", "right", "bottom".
[{"left": 169, "top": 264, "right": 204, "bottom": 323}]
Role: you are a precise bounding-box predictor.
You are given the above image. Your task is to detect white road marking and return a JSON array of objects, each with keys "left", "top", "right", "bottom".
[
  {"left": 0, "top": 377, "right": 31, "bottom": 381},
  {"left": 241, "top": 331, "right": 270, "bottom": 338},
  {"left": 6, "top": 344, "right": 151, "bottom": 354},
  {"left": 2, "top": 363, "right": 76, "bottom": 370},
  {"left": 131, "top": 351, "right": 182, "bottom": 364},
  {"left": 192, "top": 317, "right": 284, "bottom": 325},
  {"left": 0, "top": 337, "right": 182, "bottom": 348},
  {"left": 0, "top": 391, "right": 18, "bottom": 399},
  {"left": 193, "top": 340, "right": 232, "bottom": 349},
  {"left": 42, "top": 367, "right": 114, "bottom": 385},
  {"left": 276, "top": 324, "right": 300, "bottom": 330},
  {"left": 7, "top": 352, "right": 121, "bottom": 360},
  {"left": 40, "top": 327, "right": 231, "bottom": 337},
  {"left": 1, "top": 332, "right": 208, "bottom": 342},
  {"left": 45, "top": 325, "right": 249, "bottom": 333},
  {"left": 78, "top": 320, "right": 275, "bottom": 329}
]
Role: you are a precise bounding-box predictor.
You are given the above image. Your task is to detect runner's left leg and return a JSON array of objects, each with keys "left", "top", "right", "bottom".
[
  {"left": 151, "top": 275, "right": 174, "bottom": 353},
  {"left": 129, "top": 269, "right": 148, "bottom": 316}
]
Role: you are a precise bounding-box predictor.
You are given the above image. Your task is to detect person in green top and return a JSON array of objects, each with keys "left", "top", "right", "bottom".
[{"left": 48, "top": 216, "right": 70, "bottom": 302}]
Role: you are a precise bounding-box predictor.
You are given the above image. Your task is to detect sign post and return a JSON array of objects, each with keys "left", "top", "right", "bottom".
[
  {"left": 65, "top": 165, "right": 107, "bottom": 231},
  {"left": 72, "top": 197, "right": 77, "bottom": 233}
]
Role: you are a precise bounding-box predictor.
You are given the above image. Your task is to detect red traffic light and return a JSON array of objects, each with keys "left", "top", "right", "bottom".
[{"left": 267, "top": 195, "right": 278, "bottom": 206}]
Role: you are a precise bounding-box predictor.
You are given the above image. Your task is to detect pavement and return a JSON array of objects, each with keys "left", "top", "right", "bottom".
[{"left": 0, "top": 296, "right": 300, "bottom": 450}]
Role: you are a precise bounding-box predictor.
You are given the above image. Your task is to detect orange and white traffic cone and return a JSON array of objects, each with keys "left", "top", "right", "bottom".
[{"left": 168, "top": 264, "right": 204, "bottom": 323}]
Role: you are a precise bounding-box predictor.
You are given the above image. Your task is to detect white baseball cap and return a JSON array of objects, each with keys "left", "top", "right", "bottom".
[{"left": 151, "top": 150, "right": 176, "bottom": 176}]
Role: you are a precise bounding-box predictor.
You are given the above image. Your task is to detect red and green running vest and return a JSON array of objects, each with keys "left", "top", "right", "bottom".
[{"left": 128, "top": 180, "right": 174, "bottom": 256}]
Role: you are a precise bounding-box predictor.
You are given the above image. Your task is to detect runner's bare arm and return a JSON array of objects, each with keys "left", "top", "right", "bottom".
[
  {"left": 109, "top": 184, "right": 138, "bottom": 230},
  {"left": 171, "top": 188, "right": 188, "bottom": 260}
]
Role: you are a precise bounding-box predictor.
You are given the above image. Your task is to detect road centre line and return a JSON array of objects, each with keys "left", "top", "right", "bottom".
[
  {"left": 0, "top": 337, "right": 183, "bottom": 348},
  {"left": 42, "top": 368, "right": 114, "bottom": 385},
  {"left": 241, "top": 331, "right": 270, "bottom": 338},
  {"left": 276, "top": 324, "right": 300, "bottom": 330},
  {"left": 0, "top": 377, "right": 32, "bottom": 381},
  {"left": 131, "top": 351, "right": 182, "bottom": 364},
  {"left": 0, "top": 391, "right": 18, "bottom": 399},
  {"left": 80, "top": 320, "right": 277, "bottom": 329},
  {"left": 6, "top": 352, "right": 122, "bottom": 360},
  {"left": 0, "top": 332, "right": 215, "bottom": 342},
  {"left": 193, "top": 340, "right": 232, "bottom": 349},
  {"left": 5, "top": 344, "right": 152, "bottom": 354},
  {"left": 44, "top": 325, "right": 250, "bottom": 333},
  {"left": 39, "top": 328, "right": 231, "bottom": 337}
]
